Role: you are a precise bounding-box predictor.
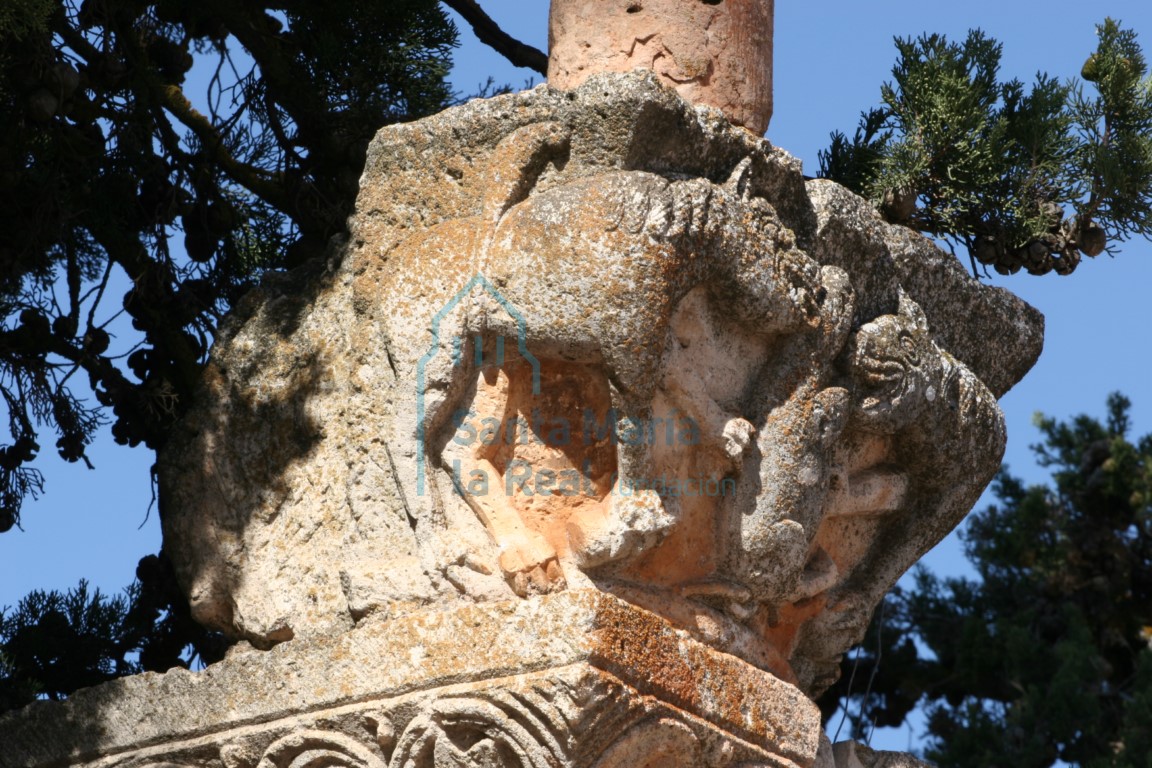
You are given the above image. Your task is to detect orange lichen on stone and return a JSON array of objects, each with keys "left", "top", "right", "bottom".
[{"left": 587, "top": 595, "right": 820, "bottom": 763}]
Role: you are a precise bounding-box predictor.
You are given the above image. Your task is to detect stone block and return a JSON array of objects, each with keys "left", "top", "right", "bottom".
[{"left": 0, "top": 592, "right": 821, "bottom": 768}]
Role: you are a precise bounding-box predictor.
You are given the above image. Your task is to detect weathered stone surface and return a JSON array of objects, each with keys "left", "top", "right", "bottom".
[
  {"left": 830, "top": 741, "right": 935, "bottom": 768},
  {"left": 805, "top": 180, "right": 1044, "bottom": 399},
  {"left": 0, "top": 591, "right": 820, "bottom": 768},
  {"left": 548, "top": 0, "right": 774, "bottom": 134},
  {"left": 158, "top": 72, "right": 1042, "bottom": 702}
]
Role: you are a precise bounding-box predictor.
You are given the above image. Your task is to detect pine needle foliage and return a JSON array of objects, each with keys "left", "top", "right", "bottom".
[
  {"left": 0, "top": 0, "right": 458, "bottom": 532},
  {"left": 0, "top": 554, "right": 225, "bottom": 713},
  {"left": 0, "top": 580, "right": 138, "bottom": 708},
  {"left": 821, "top": 394, "right": 1152, "bottom": 767},
  {"left": 819, "top": 19, "right": 1152, "bottom": 277}
]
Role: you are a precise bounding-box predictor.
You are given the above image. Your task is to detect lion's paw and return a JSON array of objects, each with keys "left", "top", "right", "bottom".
[
  {"left": 567, "top": 489, "right": 674, "bottom": 569},
  {"left": 498, "top": 532, "right": 564, "bottom": 596},
  {"left": 722, "top": 417, "right": 757, "bottom": 466}
]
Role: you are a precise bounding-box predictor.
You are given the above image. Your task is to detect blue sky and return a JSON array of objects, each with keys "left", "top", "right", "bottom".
[{"left": 3, "top": 0, "right": 1151, "bottom": 751}]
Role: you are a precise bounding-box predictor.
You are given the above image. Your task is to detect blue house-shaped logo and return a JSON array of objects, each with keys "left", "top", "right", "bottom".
[{"left": 415, "top": 274, "right": 541, "bottom": 496}]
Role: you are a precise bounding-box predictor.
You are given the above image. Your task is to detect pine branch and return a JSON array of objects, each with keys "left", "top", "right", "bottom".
[
  {"left": 56, "top": 22, "right": 294, "bottom": 222},
  {"left": 441, "top": 0, "right": 548, "bottom": 75},
  {"left": 153, "top": 82, "right": 292, "bottom": 217},
  {"left": 218, "top": 9, "right": 336, "bottom": 157},
  {"left": 818, "top": 19, "right": 1152, "bottom": 278}
]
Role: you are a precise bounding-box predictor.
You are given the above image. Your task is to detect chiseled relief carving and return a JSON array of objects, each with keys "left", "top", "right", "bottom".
[
  {"left": 389, "top": 697, "right": 563, "bottom": 768},
  {"left": 258, "top": 732, "right": 388, "bottom": 768},
  {"left": 385, "top": 675, "right": 625, "bottom": 768},
  {"left": 372, "top": 116, "right": 1006, "bottom": 692},
  {"left": 381, "top": 122, "right": 828, "bottom": 593},
  {"left": 160, "top": 72, "right": 1038, "bottom": 702},
  {"left": 2, "top": 14, "right": 1047, "bottom": 768}
]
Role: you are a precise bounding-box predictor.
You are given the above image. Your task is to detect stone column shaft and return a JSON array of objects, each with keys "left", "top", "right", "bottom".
[{"left": 548, "top": 0, "right": 774, "bottom": 134}]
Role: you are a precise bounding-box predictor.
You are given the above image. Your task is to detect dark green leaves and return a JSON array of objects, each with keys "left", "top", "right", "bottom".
[
  {"left": 819, "top": 19, "right": 1152, "bottom": 278},
  {"left": 822, "top": 394, "right": 1152, "bottom": 766},
  {"left": 0, "top": 0, "right": 459, "bottom": 529},
  {"left": 1071, "top": 19, "right": 1152, "bottom": 246},
  {"left": 0, "top": 581, "right": 138, "bottom": 710},
  {"left": 0, "top": 554, "right": 227, "bottom": 713}
]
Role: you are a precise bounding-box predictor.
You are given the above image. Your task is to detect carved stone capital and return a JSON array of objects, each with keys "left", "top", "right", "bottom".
[{"left": 158, "top": 72, "right": 1041, "bottom": 699}]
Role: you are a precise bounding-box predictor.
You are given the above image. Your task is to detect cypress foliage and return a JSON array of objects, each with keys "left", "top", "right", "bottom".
[{"left": 0, "top": 0, "right": 458, "bottom": 531}]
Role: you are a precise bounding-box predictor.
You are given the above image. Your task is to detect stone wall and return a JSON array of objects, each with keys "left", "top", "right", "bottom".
[{"left": 1, "top": 592, "right": 821, "bottom": 768}]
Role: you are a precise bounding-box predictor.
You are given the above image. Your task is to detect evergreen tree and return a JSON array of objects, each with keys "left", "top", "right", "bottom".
[
  {"left": 823, "top": 394, "right": 1152, "bottom": 767},
  {"left": 0, "top": 0, "right": 459, "bottom": 533},
  {"left": 5, "top": 4, "right": 1149, "bottom": 734},
  {"left": 0, "top": 0, "right": 554, "bottom": 707},
  {"left": 0, "top": 554, "right": 226, "bottom": 712},
  {"left": 820, "top": 19, "right": 1152, "bottom": 277},
  {"left": 0, "top": 0, "right": 462, "bottom": 706}
]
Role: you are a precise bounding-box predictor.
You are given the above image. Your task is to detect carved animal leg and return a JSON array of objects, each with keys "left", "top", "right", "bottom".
[
  {"left": 386, "top": 331, "right": 469, "bottom": 531},
  {"left": 727, "top": 270, "right": 855, "bottom": 595},
  {"left": 743, "top": 386, "right": 850, "bottom": 578},
  {"left": 595, "top": 375, "right": 659, "bottom": 489},
  {"left": 662, "top": 369, "right": 756, "bottom": 472},
  {"left": 447, "top": 362, "right": 564, "bottom": 596},
  {"left": 567, "top": 386, "right": 678, "bottom": 569},
  {"left": 568, "top": 489, "right": 675, "bottom": 570},
  {"left": 723, "top": 241, "right": 825, "bottom": 335},
  {"left": 467, "top": 456, "right": 564, "bottom": 596},
  {"left": 394, "top": 318, "right": 507, "bottom": 539}
]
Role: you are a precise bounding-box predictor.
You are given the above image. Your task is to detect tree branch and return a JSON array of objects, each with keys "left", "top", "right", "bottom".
[
  {"left": 154, "top": 82, "right": 293, "bottom": 216},
  {"left": 57, "top": 21, "right": 294, "bottom": 221},
  {"left": 441, "top": 0, "right": 548, "bottom": 75}
]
